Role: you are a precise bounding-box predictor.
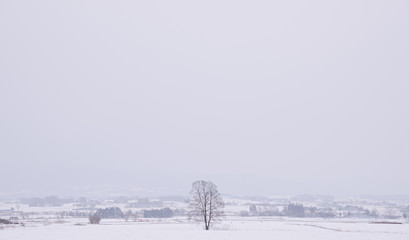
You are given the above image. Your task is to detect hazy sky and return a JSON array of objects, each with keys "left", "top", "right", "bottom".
[{"left": 1, "top": 0, "right": 408, "bottom": 198}]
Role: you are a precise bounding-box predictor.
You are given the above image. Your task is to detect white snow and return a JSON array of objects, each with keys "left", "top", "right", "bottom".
[{"left": 1, "top": 217, "right": 409, "bottom": 240}]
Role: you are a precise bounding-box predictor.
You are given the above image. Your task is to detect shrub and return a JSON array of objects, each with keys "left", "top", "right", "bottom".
[
  {"left": 0, "top": 219, "right": 12, "bottom": 224},
  {"left": 89, "top": 214, "right": 101, "bottom": 224},
  {"left": 239, "top": 210, "right": 250, "bottom": 217}
]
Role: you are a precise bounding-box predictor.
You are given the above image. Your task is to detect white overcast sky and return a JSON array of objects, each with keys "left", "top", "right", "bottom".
[{"left": 1, "top": 0, "right": 408, "bottom": 198}]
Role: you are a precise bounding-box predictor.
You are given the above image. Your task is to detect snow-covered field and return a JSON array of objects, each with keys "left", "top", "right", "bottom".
[
  {"left": 1, "top": 217, "right": 409, "bottom": 240},
  {"left": 2, "top": 195, "right": 409, "bottom": 239}
]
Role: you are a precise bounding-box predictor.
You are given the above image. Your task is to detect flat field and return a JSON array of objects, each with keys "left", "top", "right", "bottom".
[{"left": 1, "top": 217, "right": 408, "bottom": 240}]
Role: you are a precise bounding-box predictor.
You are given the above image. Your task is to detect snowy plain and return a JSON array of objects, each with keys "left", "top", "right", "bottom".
[
  {"left": 2, "top": 195, "right": 409, "bottom": 240},
  {"left": 1, "top": 217, "right": 409, "bottom": 240}
]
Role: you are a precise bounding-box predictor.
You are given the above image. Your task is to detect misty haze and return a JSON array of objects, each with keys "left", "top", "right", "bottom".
[{"left": 1, "top": 0, "right": 408, "bottom": 239}]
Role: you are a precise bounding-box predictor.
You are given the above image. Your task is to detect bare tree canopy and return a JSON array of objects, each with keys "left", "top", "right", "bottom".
[{"left": 189, "top": 180, "right": 224, "bottom": 230}]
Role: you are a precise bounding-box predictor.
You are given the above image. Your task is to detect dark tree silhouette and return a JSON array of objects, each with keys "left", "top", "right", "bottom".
[
  {"left": 143, "top": 207, "right": 174, "bottom": 218},
  {"left": 188, "top": 180, "right": 224, "bottom": 230},
  {"left": 94, "top": 207, "right": 124, "bottom": 219}
]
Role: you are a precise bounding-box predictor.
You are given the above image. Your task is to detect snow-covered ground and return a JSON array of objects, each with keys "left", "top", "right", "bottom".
[
  {"left": 1, "top": 217, "right": 409, "bottom": 240},
  {"left": 1, "top": 195, "right": 409, "bottom": 239}
]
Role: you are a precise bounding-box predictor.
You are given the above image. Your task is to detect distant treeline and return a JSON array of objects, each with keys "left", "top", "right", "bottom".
[
  {"left": 20, "top": 196, "right": 72, "bottom": 207},
  {"left": 143, "top": 207, "right": 174, "bottom": 218},
  {"left": 95, "top": 207, "right": 124, "bottom": 219},
  {"left": 244, "top": 202, "right": 386, "bottom": 218}
]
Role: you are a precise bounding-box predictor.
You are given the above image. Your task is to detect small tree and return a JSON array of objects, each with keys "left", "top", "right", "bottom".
[
  {"left": 249, "top": 204, "right": 258, "bottom": 216},
  {"left": 124, "top": 210, "right": 132, "bottom": 222},
  {"left": 188, "top": 180, "right": 224, "bottom": 230}
]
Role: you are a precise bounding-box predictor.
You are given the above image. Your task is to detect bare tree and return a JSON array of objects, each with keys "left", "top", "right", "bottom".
[{"left": 188, "top": 180, "right": 224, "bottom": 230}]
